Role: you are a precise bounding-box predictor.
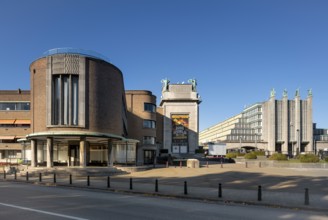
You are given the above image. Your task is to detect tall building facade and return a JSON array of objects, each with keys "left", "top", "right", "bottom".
[
  {"left": 199, "top": 89, "right": 324, "bottom": 155},
  {"left": 159, "top": 79, "right": 201, "bottom": 156},
  {"left": 263, "top": 89, "right": 313, "bottom": 154}
]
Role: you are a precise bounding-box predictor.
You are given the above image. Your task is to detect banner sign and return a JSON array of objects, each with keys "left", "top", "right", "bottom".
[{"left": 171, "top": 114, "right": 189, "bottom": 145}]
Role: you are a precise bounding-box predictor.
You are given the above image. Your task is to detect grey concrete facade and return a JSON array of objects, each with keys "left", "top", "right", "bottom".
[
  {"left": 159, "top": 79, "right": 201, "bottom": 156},
  {"left": 200, "top": 89, "right": 323, "bottom": 156}
]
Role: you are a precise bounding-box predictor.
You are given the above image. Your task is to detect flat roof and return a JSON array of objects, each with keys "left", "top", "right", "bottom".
[{"left": 43, "top": 48, "right": 110, "bottom": 63}]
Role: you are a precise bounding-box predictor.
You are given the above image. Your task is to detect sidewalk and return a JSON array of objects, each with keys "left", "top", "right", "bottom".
[
  {"left": 2, "top": 164, "right": 328, "bottom": 212},
  {"left": 57, "top": 175, "right": 328, "bottom": 211}
]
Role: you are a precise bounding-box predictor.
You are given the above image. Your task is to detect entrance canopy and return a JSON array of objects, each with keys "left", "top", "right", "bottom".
[{"left": 25, "top": 131, "right": 129, "bottom": 144}]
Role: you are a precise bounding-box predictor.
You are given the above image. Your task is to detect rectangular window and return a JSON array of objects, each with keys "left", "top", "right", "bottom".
[
  {"left": 143, "top": 120, "right": 156, "bottom": 129},
  {"left": 143, "top": 136, "right": 155, "bottom": 145},
  {"left": 0, "top": 102, "right": 30, "bottom": 111},
  {"left": 52, "top": 74, "right": 79, "bottom": 126},
  {"left": 63, "top": 75, "right": 69, "bottom": 125},
  {"left": 144, "top": 103, "right": 156, "bottom": 112},
  {"left": 72, "top": 75, "right": 79, "bottom": 125},
  {"left": 53, "top": 75, "right": 61, "bottom": 125}
]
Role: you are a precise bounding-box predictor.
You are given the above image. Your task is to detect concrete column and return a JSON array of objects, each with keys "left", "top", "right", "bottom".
[
  {"left": 306, "top": 93, "right": 313, "bottom": 153},
  {"left": 31, "top": 139, "right": 37, "bottom": 167},
  {"left": 267, "top": 94, "right": 276, "bottom": 153},
  {"left": 282, "top": 95, "right": 288, "bottom": 153},
  {"left": 79, "top": 137, "right": 87, "bottom": 167},
  {"left": 46, "top": 137, "right": 53, "bottom": 168},
  {"left": 294, "top": 92, "right": 301, "bottom": 153},
  {"left": 107, "top": 139, "right": 113, "bottom": 167}
]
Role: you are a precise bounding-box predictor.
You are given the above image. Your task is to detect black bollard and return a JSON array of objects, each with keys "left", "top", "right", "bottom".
[
  {"left": 305, "top": 188, "right": 309, "bottom": 205},
  {"left": 53, "top": 173, "right": 56, "bottom": 183},
  {"left": 39, "top": 173, "right": 42, "bottom": 182},
  {"left": 218, "top": 183, "right": 222, "bottom": 198},
  {"left": 4, "top": 171, "right": 6, "bottom": 179},
  {"left": 69, "top": 174, "right": 72, "bottom": 185},
  {"left": 155, "top": 179, "right": 158, "bottom": 192},
  {"left": 258, "top": 185, "right": 262, "bottom": 201},
  {"left": 130, "top": 178, "right": 133, "bottom": 190},
  {"left": 14, "top": 170, "right": 17, "bottom": 180},
  {"left": 87, "top": 176, "right": 90, "bottom": 186},
  {"left": 184, "top": 181, "right": 188, "bottom": 195},
  {"left": 107, "top": 176, "right": 110, "bottom": 188},
  {"left": 26, "top": 172, "right": 29, "bottom": 181}
]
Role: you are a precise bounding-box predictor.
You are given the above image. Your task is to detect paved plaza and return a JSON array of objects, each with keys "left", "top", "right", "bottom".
[{"left": 1, "top": 163, "right": 328, "bottom": 213}]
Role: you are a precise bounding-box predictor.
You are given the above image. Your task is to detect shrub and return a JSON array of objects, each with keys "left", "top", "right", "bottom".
[
  {"left": 298, "top": 154, "right": 320, "bottom": 163},
  {"left": 226, "top": 152, "right": 238, "bottom": 159},
  {"left": 252, "top": 151, "right": 265, "bottom": 156},
  {"left": 269, "top": 153, "right": 288, "bottom": 161},
  {"left": 237, "top": 152, "right": 245, "bottom": 157},
  {"left": 325, "top": 157, "right": 328, "bottom": 162},
  {"left": 244, "top": 152, "right": 257, "bottom": 159}
]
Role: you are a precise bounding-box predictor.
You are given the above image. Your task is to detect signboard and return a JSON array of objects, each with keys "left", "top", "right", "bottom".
[
  {"left": 208, "top": 143, "right": 226, "bottom": 156},
  {"left": 171, "top": 114, "right": 189, "bottom": 153},
  {"left": 172, "top": 146, "right": 180, "bottom": 153}
]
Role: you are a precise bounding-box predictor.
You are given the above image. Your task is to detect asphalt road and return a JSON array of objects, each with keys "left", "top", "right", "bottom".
[{"left": 0, "top": 182, "right": 327, "bottom": 220}]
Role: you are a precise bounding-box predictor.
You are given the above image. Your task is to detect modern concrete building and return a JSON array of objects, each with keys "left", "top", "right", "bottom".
[
  {"left": 200, "top": 89, "right": 328, "bottom": 156},
  {"left": 159, "top": 79, "right": 201, "bottom": 156}
]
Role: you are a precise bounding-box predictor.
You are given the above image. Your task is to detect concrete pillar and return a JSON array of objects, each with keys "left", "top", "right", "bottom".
[
  {"left": 294, "top": 91, "right": 301, "bottom": 153},
  {"left": 282, "top": 94, "right": 288, "bottom": 153},
  {"left": 46, "top": 137, "right": 53, "bottom": 168},
  {"left": 306, "top": 92, "right": 313, "bottom": 153},
  {"left": 31, "top": 139, "right": 37, "bottom": 167},
  {"left": 267, "top": 91, "right": 276, "bottom": 153},
  {"left": 107, "top": 139, "right": 113, "bottom": 167},
  {"left": 79, "top": 137, "right": 87, "bottom": 167}
]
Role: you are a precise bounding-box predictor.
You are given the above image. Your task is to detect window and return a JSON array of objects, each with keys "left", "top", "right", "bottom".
[
  {"left": 143, "top": 136, "right": 155, "bottom": 145},
  {"left": 143, "top": 120, "right": 156, "bottom": 129},
  {"left": 144, "top": 103, "right": 156, "bottom": 113},
  {"left": 0, "top": 102, "right": 30, "bottom": 111},
  {"left": 52, "top": 74, "right": 79, "bottom": 125}
]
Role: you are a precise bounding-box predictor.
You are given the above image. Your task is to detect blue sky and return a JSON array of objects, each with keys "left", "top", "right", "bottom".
[{"left": 0, "top": 0, "right": 327, "bottom": 131}]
